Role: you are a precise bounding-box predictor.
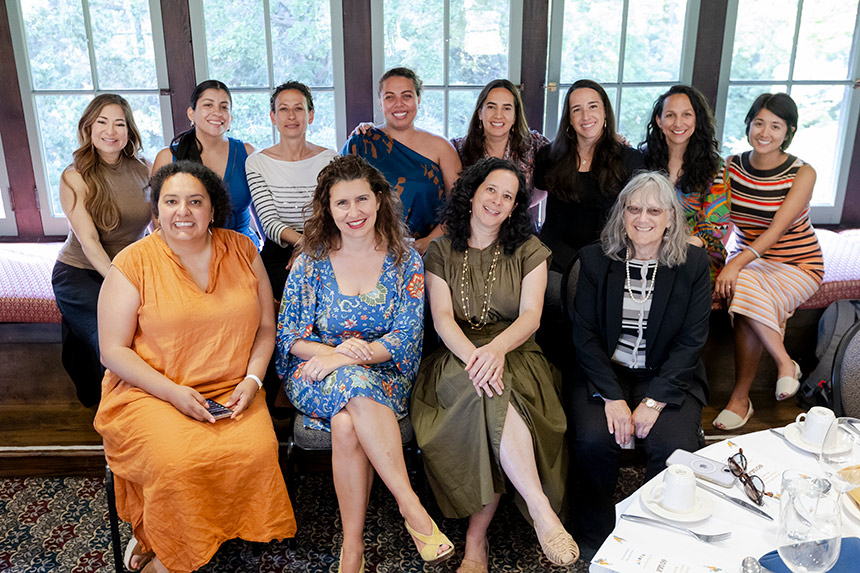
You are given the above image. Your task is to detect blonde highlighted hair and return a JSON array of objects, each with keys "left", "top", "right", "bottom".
[
  {"left": 61, "top": 94, "right": 147, "bottom": 232},
  {"left": 600, "top": 171, "right": 690, "bottom": 267}
]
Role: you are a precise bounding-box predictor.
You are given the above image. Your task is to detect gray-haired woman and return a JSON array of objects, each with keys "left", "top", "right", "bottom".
[{"left": 569, "top": 171, "right": 711, "bottom": 552}]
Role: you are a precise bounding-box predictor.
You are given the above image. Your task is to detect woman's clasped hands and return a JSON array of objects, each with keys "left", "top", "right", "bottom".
[
  {"left": 465, "top": 342, "right": 506, "bottom": 397},
  {"left": 603, "top": 398, "right": 664, "bottom": 447},
  {"left": 300, "top": 338, "right": 375, "bottom": 383}
]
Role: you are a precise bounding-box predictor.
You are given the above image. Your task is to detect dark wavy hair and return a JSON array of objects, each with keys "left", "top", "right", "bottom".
[
  {"left": 441, "top": 157, "right": 533, "bottom": 255},
  {"left": 149, "top": 160, "right": 232, "bottom": 228},
  {"left": 378, "top": 67, "right": 423, "bottom": 98},
  {"left": 744, "top": 93, "right": 798, "bottom": 151},
  {"left": 546, "top": 79, "right": 626, "bottom": 202},
  {"left": 460, "top": 79, "right": 531, "bottom": 168},
  {"left": 270, "top": 80, "right": 314, "bottom": 113},
  {"left": 169, "top": 80, "right": 232, "bottom": 163},
  {"left": 301, "top": 155, "right": 410, "bottom": 264},
  {"left": 640, "top": 85, "right": 721, "bottom": 199}
]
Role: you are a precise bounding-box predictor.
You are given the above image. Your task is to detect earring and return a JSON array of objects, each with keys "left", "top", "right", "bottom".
[
  {"left": 479, "top": 121, "right": 484, "bottom": 132},
  {"left": 565, "top": 124, "right": 575, "bottom": 138}
]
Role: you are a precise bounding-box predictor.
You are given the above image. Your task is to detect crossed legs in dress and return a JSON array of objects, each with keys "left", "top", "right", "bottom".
[
  {"left": 722, "top": 314, "right": 796, "bottom": 419},
  {"left": 461, "top": 403, "right": 574, "bottom": 568},
  {"left": 331, "top": 397, "right": 450, "bottom": 573}
]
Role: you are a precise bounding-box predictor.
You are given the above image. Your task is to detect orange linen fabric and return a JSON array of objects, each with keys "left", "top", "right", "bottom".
[{"left": 95, "top": 229, "right": 295, "bottom": 572}]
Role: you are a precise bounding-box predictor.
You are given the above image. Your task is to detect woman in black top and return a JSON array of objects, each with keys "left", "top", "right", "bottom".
[{"left": 534, "top": 79, "right": 644, "bottom": 274}]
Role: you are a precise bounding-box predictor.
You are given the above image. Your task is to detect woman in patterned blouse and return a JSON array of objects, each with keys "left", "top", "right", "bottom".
[{"left": 639, "top": 85, "right": 729, "bottom": 284}]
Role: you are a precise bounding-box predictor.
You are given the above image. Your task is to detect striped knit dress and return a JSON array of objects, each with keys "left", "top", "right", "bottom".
[{"left": 726, "top": 152, "right": 823, "bottom": 335}]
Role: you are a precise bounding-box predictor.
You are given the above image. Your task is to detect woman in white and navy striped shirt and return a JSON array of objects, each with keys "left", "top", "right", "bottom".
[
  {"left": 246, "top": 81, "right": 338, "bottom": 300},
  {"left": 569, "top": 171, "right": 711, "bottom": 553}
]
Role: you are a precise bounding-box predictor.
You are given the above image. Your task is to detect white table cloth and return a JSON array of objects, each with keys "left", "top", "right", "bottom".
[{"left": 590, "top": 429, "right": 860, "bottom": 572}]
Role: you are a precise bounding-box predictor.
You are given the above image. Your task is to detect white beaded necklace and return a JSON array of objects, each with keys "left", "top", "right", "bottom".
[{"left": 625, "top": 251, "right": 657, "bottom": 304}]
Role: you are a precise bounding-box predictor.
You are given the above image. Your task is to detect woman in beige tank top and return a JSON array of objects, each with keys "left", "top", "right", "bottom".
[{"left": 51, "top": 94, "right": 151, "bottom": 406}]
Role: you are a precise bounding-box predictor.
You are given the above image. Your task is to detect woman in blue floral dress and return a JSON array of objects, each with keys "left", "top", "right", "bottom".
[{"left": 276, "top": 155, "right": 454, "bottom": 572}]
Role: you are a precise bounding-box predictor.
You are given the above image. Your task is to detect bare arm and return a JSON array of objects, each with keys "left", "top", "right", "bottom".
[
  {"left": 436, "top": 137, "right": 462, "bottom": 194},
  {"left": 98, "top": 265, "right": 216, "bottom": 422},
  {"left": 152, "top": 147, "right": 173, "bottom": 175},
  {"left": 59, "top": 169, "right": 112, "bottom": 277}
]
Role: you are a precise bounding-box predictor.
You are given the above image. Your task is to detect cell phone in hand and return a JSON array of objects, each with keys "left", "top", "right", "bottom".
[{"left": 205, "top": 398, "right": 233, "bottom": 420}]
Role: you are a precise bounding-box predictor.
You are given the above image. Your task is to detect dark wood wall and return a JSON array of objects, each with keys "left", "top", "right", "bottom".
[{"left": 1, "top": 0, "right": 858, "bottom": 237}]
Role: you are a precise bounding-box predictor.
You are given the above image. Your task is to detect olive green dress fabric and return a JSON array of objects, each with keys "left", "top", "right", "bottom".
[{"left": 411, "top": 235, "right": 567, "bottom": 520}]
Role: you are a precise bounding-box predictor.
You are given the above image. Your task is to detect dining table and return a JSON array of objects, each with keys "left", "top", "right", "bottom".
[{"left": 589, "top": 428, "right": 860, "bottom": 572}]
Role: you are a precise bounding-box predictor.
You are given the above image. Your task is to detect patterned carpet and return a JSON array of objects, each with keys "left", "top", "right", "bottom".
[{"left": 0, "top": 468, "right": 644, "bottom": 572}]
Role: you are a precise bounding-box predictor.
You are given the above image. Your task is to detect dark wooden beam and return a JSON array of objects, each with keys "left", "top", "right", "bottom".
[
  {"left": 839, "top": 111, "right": 860, "bottom": 226},
  {"left": 0, "top": 2, "right": 43, "bottom": 237},
  {"left": 520, "top": 0, "right": 549, "bottom": 132},
  {"left": 160, "top": 0, "right": 196, "bottom": 136},
  {"left": 342, "top": 0, "right": 374, "bottom": 133},
  {"left": 690, "top": 0, "right": 728, "bottom": 111}
]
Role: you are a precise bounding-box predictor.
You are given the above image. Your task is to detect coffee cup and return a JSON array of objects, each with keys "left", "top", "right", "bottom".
[
  {"left": 796, "top": 407, "right": 836, "bottom": 446},
  {"left": 652, "top": 464, "right": 697, "bottom": 513}
]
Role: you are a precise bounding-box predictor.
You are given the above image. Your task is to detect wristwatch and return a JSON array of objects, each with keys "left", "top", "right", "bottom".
[{"left": 641, "top": 397, "right": 664, "bottom": 412}]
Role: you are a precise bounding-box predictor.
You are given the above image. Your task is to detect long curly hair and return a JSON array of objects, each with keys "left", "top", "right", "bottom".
[
  {"left": 149, "top": 161, "right": 232, "bottom": 228},
  {"left": 459, "top": 79, "right": 531, "bottom": 168},
  {"left": 441, "top": 157, "right": 533, "bottom": 255},
  {"left": 300, "top": 155, "right": 410, "bottom": 264},
  {"left": 169, "top": 80, "right": 232, "bottom": 163},
  {"left": 640, "top": 85, "right": 720, "bottom": 199},
  {"left": 61, "top": 94, "right": 148, "bottom": 232},
  {"left": 600, "top": 171, "right": 690, "bottom": 267},
  {"left": 545, "top": 79, "right": 626, "bottom": 202}
]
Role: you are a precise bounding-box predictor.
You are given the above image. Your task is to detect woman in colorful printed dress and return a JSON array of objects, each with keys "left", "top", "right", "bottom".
[
  {"left": 639, "top": 85, "right": 729, "bottom": 283},
  {"left": 412, "top": 158, "right": 577, "bottom": 571},
  {"left": 713, "top": 93, "right": 823, "bottom": 430},
  {"left": 277, "top": 155, "right": 453, "bottom": 572},
  {"left": 450, "top": 79, "right": 550, "bottom": 225},
  {"left": 342, "top": 67, "right": 462, "bottom": 254}
]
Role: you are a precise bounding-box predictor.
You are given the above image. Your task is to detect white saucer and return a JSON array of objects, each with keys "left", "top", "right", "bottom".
[
  {"left": 783, "top": 422, "right": 823, "bottom": 454},
  {"left": 639, "top": 480, "right": 714, "bottom": 522},
  {"left": 843, "top": 493, "right": 860, "bottom": 523}
]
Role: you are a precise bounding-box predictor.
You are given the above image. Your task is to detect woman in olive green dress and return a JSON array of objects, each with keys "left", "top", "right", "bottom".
[{"left": 412, "top": 158, "right": 577, "bottom": 571}]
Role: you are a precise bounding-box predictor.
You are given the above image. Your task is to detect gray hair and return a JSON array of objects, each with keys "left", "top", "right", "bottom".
[{"left": 600, "top": 171, "right": 690, "bottom": 267}]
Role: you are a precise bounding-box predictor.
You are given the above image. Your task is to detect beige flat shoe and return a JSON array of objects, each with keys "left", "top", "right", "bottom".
[
  {"left": 536, "top": 525, "right": 579, "bottom": 566},
  {"left": 713, "top": 399, "right": 754, "bottom": 431},
  {"left": 776, "top": 360, "right": 802, "bottom": 401}
]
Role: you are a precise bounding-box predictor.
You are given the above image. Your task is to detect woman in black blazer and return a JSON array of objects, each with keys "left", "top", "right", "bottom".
[{"left": 570, "top": 171, "right": 711, "bottom": 552}]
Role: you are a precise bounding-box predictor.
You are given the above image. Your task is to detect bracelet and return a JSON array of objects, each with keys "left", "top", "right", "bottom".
[
  {"left": 244, "top": 374, "right": 263, "bottom": 390},
  {"left": 746, "top": 246, "right": 761, "bottom": 259}
]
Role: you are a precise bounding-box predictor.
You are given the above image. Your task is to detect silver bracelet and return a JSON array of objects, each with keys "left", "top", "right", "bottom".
[
  {"left": 747, "top": 246, "right": 761, "bottom": 259},
  {"left": 244, "top": 374, "right": 263, "bottom": 390}
]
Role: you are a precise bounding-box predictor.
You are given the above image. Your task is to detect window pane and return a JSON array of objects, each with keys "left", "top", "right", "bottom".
[
  {"left": 203, "top": 0, "right": 268, "bottom": 87},
  {"left": 623, "top": 0, "right": 686, "bottom": 82},
  {"left": 309, "top": 91, "right": 337, "bottom": 151},
  {"left": 791, "top": 84, "right": 849, "bottom": 205},
  {"left": 416, "top": 90, "right": 445, "bottom": 136},
  {"left": 721, "top": 84, "right": 786, "bottom": 156},
  {"left": 448, "top": 89, "right": 481, "bottom": 140},
  {"left": 618, "top": 86, "right": 665, "bottom": 145},
  {"left": 123, "top": 94, "right": 166, "bottom": 161},
  {"left": 88, "top": 0, "right": 157, "bottom": 90},
  {"left": 21, "top": 0, "right": 91, "bottom": 90},
  {"left": 559, "top": 0, "right": 622, "bottom": 84},
  {"left": 230, "top": 92, "right": 274, "bottom": 150},
  {"left": 34, "top": 95, "right": 92, "bottom": 217},
  {"left": 384, "top": 0, "right": 444, "bottom": 85},
  {"left": 730, "top": 0, "right": 797, "bottom": 81},
  {"left": 792, "top": 0, "right": 859, "bottom": 81},
  {"left": 449, "top": 1, "right": 509, "bottom": 86},
  {"left": 270, "top": 0, "right": 334, "bottom": 87}
]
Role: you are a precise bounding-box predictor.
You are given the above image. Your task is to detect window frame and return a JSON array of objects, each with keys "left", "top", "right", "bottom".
[
  {"left": 0, "top": 132, "right": 17, "bottom": 236},
  {"left": 714, "top": 0, "right": 860, "bottom": 225},
  {"left": 369, "top": 0, "right": 525, "bottom": 139},
  {"left": 188, "top": 0, "right": 347, "bottom": 149},
  {"left": 544, "top": 0, "right": 701, "bottom": 140},
  {"left": 6, "top": 0, "right": 172, "bottom": 236}
]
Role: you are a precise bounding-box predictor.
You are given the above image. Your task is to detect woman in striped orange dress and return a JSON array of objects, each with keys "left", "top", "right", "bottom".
[{"left": 712, "top": 93, "right": 823, "bottom": 430}]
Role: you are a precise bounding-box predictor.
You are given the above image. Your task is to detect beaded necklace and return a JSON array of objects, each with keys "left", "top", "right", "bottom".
[
  {"left": 625, "top": 250, "right": 658, "bottom": 304},
  {"left": 460, "top": 243, "right": 501, "bottom": 330}
]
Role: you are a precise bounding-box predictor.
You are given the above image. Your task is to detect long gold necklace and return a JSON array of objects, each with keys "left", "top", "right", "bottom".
[{"left": 460, "top": 243, "right": 501, "bottom": 330}]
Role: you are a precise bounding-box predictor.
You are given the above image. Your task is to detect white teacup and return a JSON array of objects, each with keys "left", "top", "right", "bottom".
[
  {"left": 796, "top": 406, "right": 836, "bottom": 446},
  {"left": 652, "top": 464, "right": 697, "bottom": 513}
]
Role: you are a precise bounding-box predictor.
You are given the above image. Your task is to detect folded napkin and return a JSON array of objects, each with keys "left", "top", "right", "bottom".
[{"left": 759, "top": 537, "right": 860, "bottom": 573}]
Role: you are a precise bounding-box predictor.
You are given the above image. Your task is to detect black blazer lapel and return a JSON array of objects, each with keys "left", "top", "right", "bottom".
[
  {"left": 646, "top": 263, "right": 676, "bottom": 355},
  {"left": 605, "top": 259, "right": 626, "bottom": 349}
]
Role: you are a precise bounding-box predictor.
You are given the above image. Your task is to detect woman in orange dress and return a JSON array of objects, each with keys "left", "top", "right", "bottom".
[{"left": 94, "top": 161, "right": 295, "bottom": 572}]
